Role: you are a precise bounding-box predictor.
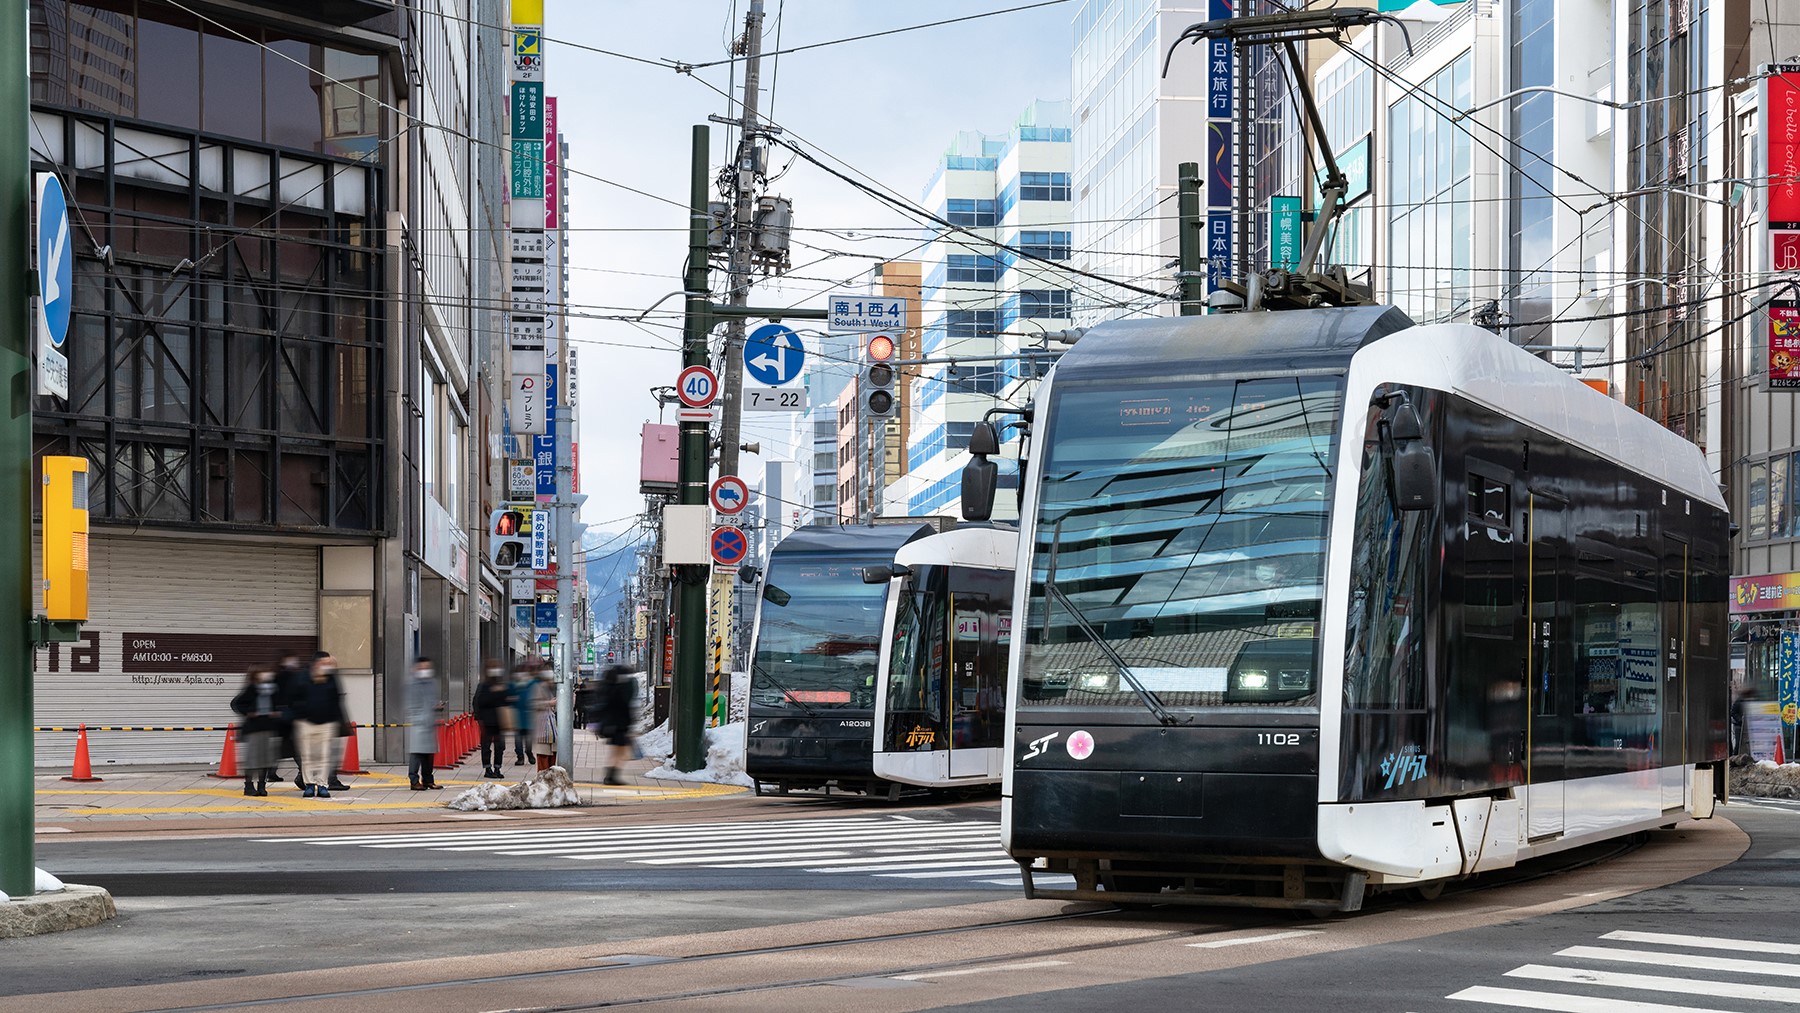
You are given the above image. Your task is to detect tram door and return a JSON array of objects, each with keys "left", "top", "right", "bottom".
[
  {"left": 1660, "top": 536, "right": 1689, "bottom": 808},
  {"left": 948, "top": 592, "right": 1002, "bottom": 777},
  {"left": 1527, "top": 491, "right": 1571, "bottom": 839}
]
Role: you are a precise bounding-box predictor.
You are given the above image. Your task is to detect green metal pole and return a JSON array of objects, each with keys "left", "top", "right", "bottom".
[
  {"left": 674, "top": 125, "right": 711, "bottom": 773},
  {"left": 1, "top": 0, "right": 35, "bottom": 896},
  {"left": 1178, "top": 160, "right": 1204, "bottom": 316}
]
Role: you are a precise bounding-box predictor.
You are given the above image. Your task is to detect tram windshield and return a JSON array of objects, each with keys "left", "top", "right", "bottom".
[
  {"left": 1021, "top": 374, "right": 1342, "bottom": 710},
  {"left": 751, "top": 552, "right": 889, "bottom": 711}
]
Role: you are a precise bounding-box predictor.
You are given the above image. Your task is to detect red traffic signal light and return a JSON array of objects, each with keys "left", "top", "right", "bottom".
[{"left": 865, "top": 334, "right": 896, "bottom": 362}]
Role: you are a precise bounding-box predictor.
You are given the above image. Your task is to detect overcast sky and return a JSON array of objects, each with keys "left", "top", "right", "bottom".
[{"left": 543, "top": 0, "right": 1074, "bottom": 532}]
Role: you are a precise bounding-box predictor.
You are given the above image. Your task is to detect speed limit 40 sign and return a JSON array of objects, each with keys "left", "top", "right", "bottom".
[{"left": 677, "top": 364, "right": 719, "bottom": 422}]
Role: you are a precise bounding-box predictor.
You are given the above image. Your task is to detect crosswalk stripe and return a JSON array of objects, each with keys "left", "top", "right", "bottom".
[
  {"left": 1506, "top": 963, "right": 1800, "bottom": 1003},
  {"left": 686, "top": 849, "right": 1007, "bottom": 870},
  {"left": 261, "top": 817, "right": 898, "bottom": 846},
  {"left": 882, "top": 866, "right": 1036, "bottom": 879},
  {"left": 1555, "top": 945, "right": 1800, "bottom": 979},
  {"left": 500, "top": 831, "right": 996, "bottom": 862},
  {"left": 482, "top": 834, "right": 997, "bottom": 862},
  {"left": 469, "top": 826, "right": 998, "bottom": 857},
  {"left": 808, "top": 857, "right": 1017, "bottom": 874},
  {"left": 264, "top": 813, "right": 1018, "bottom": 885},
  {"left": 1447, "top": 984, "right": 1740, "bottom": 1012},
  {"left": 363, "top": 823, "right": 967, "bottom": 852},
  {"left": 1598, "top": 929, "right": 1800, "bottom": 956}
]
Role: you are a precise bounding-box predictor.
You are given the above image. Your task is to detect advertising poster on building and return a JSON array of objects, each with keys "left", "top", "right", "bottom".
[
  {"left": 1785, "top": 631, "right": 1799, "bottom": 754},
  {"left": 1770, "top": 302, "right": 1800, "bottom": 389}
]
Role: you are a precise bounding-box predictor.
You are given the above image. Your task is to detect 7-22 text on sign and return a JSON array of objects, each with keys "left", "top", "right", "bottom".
[{"left": 744, "top": 386, "right": 808, "bottom": 412}]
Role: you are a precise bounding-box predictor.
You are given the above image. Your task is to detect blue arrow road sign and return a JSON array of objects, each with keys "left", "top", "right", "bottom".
[
  {"left": 36, "top": 174, "right": 71, "bottom": 349},
  {"left": 744, "top": 323, "right": 805, "bottom": 385},
  {"left": 710, "top": 526, "right": 749, "bottom": 566}
]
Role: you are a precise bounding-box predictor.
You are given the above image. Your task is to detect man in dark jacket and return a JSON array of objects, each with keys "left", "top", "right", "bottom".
[
  {"left": 275, "top": 652, "right": 308, "bottom": 789},
  {"left": 292, "top": 653, "right": 346, "bottom": 798},
  {"left": 595, "top": 664, "right": 640, "bottom": 786},
  {"left": 473, "top": 663, "right": 511, "bottom": 779}
]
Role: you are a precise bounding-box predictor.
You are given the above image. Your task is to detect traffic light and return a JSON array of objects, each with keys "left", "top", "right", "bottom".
[
  {"left": 41, "top": 456, "right": 89, "bottom": 622},
  {"left": 861, "top": 333, "right": 897, "bottom": 419},
  {"left": 489, "top": 508, "right": 529, "bottom": 571}
]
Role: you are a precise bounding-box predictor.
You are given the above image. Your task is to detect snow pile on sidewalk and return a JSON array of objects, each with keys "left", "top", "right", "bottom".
[
  {"left": 643, "top": 720, "right": 752, "bottom": 788},
  {"left": 1731, "top": 755, "right": 1800, "bottom": 799},
  {"left": 446, "top": 765, "right": 581, "bottom": 811}
]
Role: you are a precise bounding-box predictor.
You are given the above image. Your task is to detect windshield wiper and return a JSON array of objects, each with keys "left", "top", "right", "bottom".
[
  {"left": 751, "top": 661, "right": 818, "bottom": 718},
  {"left": 1043, "top": 582, "right": 1185, "bottom": 727}
]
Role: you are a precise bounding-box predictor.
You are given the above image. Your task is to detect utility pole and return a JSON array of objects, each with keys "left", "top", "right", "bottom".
[
  {"left": 716, "top": 0, "right": 766, "bottom": 485},
  {"left": 1178, "top": 160, "right": 1204, "bottom": 316},
  {"left": 668, "top": 122, "right": 824, "bottom": 771},
  {"left": 675, "top": 125, "right": 713, "bottom": 773},
  {"left": 0, "top": 0, "right": 31, "bottom": 899}
]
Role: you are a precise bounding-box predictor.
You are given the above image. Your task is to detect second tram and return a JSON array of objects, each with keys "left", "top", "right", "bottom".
[
  {"left": 745, "top": 521, "right": 939, "bottom": 797},
  {"left": 975, "top": 306, "right": 1730, "bottom": 911},
  {"left": 868, "top": 524, "right": 1018, "bottom": 788}
]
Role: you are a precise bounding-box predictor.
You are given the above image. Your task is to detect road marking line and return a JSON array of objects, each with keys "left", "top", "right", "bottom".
[
  {"left": 1507, "top": 963, "right": 1800, "bottom": 1002},
  {"left": 700, "top": 850, "right": 1008, "bottom": 871},
  {"left": 892, "top": 960, "right": 1068, "bottom": 981},
  {"left": 1447, "top": 985, "right": 1737, "bottom": 1012},
  {"left": 879, "top": 865, "right": 1043, "bottom": 879},
  {"left": 638, "top": 850, "right": 856, "bottom": 865},
  {"left": 807, "top": 857, "right": 1018, "bottom": 873},
  {"left": 1598, "top": 929, "right": 1800, "bottom": 955},
  {"left": 264, "top": 816, "right": 899, "bottom": 845},
  {"left": 1188, "top": 930, "right": 1321, "bottom": 949},
  {"left": 506, "top": 834, "right": 997, "bottom": 862},
  {"left": 480, "top": 827, "right": 997, "bottom": 857},
  {"left": 1555, "top": 945, "right": 1800, "bottom": 978}
]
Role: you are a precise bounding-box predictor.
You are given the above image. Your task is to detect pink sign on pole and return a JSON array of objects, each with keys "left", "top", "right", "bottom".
[{"left": 544, "top": 96, "right": 559, "bottom": 230}]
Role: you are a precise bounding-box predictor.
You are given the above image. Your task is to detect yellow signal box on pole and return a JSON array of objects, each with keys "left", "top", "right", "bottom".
[{"left": 42, "top": 456, "right": 89, "bottom": 622}]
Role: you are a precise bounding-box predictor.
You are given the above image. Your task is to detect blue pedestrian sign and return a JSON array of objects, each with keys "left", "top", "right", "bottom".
[
  {"left": 710, "top": 525, "right": 749, "bottom": 567},
  {"left": 35, "top": 174, "right": 70, "bottom": 349},
  {"left": 36, "top": 173, "right": 72, "bottom": 398},
  {"left": 744, "top": 323, "right": 805, "bottom": 386}
]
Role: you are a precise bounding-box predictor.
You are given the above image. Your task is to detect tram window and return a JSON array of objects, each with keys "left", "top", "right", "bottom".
[
  {"left": 1344, "top": 404, "right": 1431, "bottom": 711},
  {"left": 1573, "top": 572, "right": 1620, "bottom": 715}
]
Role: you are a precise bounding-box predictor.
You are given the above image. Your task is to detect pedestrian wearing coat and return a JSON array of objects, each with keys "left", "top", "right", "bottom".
[
  {"left": 230, "top": 667, "right": 281, "bottom": 797},
  {"left": 292, "top": 653, "right": 346, "bottom": 799},
  {"left": 595, "top": 664, "right": 640, "bottom": 786},
  {"left": 472, "top": 662, "right": 511, "bottom": 779},
  {"left": 511, "top": 669, "right": 536, "bottom": 766},
  {"left": 275, "top": 652, "right": 308, "bottom": 787},
  {"left": 405, "top": 656, "right": 444, "bottom": 790}
]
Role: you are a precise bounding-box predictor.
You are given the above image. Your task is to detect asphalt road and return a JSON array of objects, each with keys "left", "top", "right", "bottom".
[{"left": 1, "top": 796, "right": 1790, "bottom": 1011}]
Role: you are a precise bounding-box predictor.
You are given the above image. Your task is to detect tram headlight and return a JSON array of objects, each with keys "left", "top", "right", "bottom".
[{"left": 1225, "top": 639, "right": 1318, "bottom": 702}]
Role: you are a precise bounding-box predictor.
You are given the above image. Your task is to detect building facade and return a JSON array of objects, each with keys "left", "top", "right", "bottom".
[
  {"left": 888, "top": 101, "right": 1073, "bottom": 520},
  {"left": 26, "top": 0, "right": 505, "bottom": 765}
]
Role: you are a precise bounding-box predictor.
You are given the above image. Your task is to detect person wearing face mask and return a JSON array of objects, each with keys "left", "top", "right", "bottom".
[
  {"left": 473, "top": 662, "right": 512, "bottom": 779},
  {"left": 292, "top": 652, "right": 346, "bottom": 798},
  {"left": 230, "top": 667, "right": 281, "bottom": 797},
  {"left": 405, "top": 656, "right": 444, "bottom": 790}
]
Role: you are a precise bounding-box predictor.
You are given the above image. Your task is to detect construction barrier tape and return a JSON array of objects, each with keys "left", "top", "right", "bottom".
[{"left": 33, "top": 724, "right": 418, "bottom": 732}]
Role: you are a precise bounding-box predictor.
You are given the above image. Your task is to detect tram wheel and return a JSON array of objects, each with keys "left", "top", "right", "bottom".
[{"left": 1406, "top": 880, "right": 1446, "bottom": 902}]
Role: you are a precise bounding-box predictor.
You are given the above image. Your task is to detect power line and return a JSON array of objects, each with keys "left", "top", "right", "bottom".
[{"left": 677, "top": 0, "right": 1073, "bottom": 71}]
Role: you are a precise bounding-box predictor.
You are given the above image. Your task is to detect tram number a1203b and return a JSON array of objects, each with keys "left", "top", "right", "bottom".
[{"left": 1256, "top": 732, "right": 1302, "bottom": 746}]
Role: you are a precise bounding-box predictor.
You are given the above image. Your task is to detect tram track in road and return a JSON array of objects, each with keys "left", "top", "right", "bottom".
[{"left": 137, "top": 905, "right": 1288, "bottom": 1012}]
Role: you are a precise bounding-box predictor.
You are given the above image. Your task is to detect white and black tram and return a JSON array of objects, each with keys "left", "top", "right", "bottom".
[
  {"left": 969, "top": 305, "right": 1730, "bottom": 912},
  {"left": 745, "top": 521, "right": 942, "bottom": 797},
  {"left": 866, "top": 524, "right": 1019, "bottom": 788}
]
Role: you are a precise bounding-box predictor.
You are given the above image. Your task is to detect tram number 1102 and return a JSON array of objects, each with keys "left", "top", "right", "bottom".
[{"left": 1256, "top": 732, "right": 1302, "bottom": 746}]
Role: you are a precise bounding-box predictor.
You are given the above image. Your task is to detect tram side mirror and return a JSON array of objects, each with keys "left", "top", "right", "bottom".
[
  {"left": 1386, "top": 401, "right": 1437, "bottom": 512},
  {"left": 962, "top": 421, "right": 1002, "bottom": 523},
  {"left": 860, "top": 563, "right": 912, "bottom": 584}
]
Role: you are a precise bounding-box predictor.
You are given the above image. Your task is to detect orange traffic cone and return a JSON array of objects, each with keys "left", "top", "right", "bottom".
[
  {"left": 436, "top": 719, "right": 455, "bottom": 770},
  {"left": 208, "top": 723, "right": 240, "bottom": 779},
  {"left": 61, "top": 724, "right": 102, "bottom": 782},
  {"left": 1778, "top": 731, "right": 1787, "bottom": 766},
  {"left": 338, "top": 722, "right": 367, "bottom": 774}
]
